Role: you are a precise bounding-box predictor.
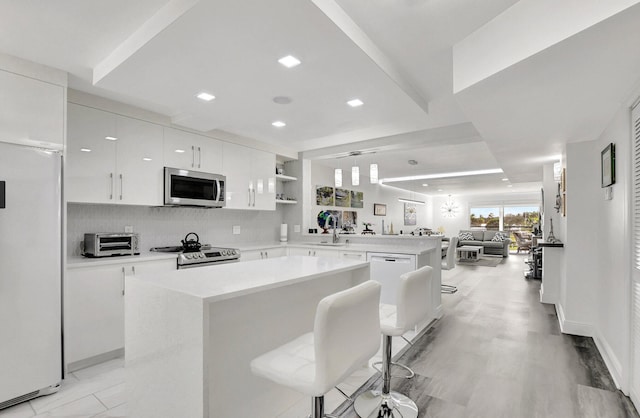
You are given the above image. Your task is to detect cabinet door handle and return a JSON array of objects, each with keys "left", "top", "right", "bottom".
[
  {"left": 197, "top": 147, "right": 202, "bottom": 168},
  {"left": 121, "top": 267, "right": 125, "bottom": 296},
  {"left": 119, "top": 174, "right": 123, "bottom": 200},
  {"left": 191, "top": 145, "right": 195, "bottom": 167},
  {"left": 260, "top": 251, "right": 263, "bottom": 259},
  {"left": 131, "top": 266, "right": 136, "bottom": 275},
  {"left": 248, "top": 188, "right": 251, "bottom": 206},
  {"left": 252, "top": 189, "right": 256, "bottom": 207},
  {"left": 265, "top": 251, "right": 268, "bottom": 258},
  {"left": 109, "top": 173, "right": 114, "bottom": 200}
]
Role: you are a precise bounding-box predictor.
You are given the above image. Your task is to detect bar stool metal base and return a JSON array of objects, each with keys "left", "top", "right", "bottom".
[{"left": 353, "top": 390, "right": 418, "bottom": 418}]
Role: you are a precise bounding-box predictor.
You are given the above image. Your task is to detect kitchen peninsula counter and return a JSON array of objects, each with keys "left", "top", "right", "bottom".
[{"left": 125, "top": 256, "right": 370, "bottom": 418}]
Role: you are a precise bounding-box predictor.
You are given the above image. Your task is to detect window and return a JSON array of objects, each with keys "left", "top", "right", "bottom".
[
  {"left": 469, "top": 205, "right": 540, "bottom": 233},
  {"left": 503, "top": 206, "right": 540, "bottom": 233},
  {"left": 469, "top": 207, "right": 500, "bottom": 230}
]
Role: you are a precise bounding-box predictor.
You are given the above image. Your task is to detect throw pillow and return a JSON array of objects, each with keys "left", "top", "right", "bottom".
[
  {"left": 491, "top": 232, "right": 507, "bottom": 242},
  {"left": 458, "top": 232, "right": 474, "bottom": 240}
]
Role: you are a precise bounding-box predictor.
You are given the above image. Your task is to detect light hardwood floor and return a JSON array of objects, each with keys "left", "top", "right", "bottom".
[{"left": 336, "top": 253, "right": 640, "bottom": 418}]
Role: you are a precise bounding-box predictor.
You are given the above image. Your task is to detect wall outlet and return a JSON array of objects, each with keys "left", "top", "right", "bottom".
[
  {"left": 124, "top": 225, "right": 134, "bottom": 233},
  {"left": 294, "top": 224, "right": 301, "bottom": 233},
  {"left": 232, "top": 225, "right": 241, "bottom": 235}
]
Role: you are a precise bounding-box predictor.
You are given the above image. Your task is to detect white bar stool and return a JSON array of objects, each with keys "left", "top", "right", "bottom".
[
  {"left": 354, "top": 266, "right": 433, "bottom": 418},
  {"left": 250, "top": 281, "right": 382, "bottom": 418}
]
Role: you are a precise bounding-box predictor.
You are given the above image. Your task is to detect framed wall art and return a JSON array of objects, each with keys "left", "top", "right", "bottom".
[
  {"left": 601, "top": 143, "right": 615, "bottom": 188},
  {"left": 316, "top": 186, "right": 334, "bottom": 206},
  {"left": 404, "top": 203, "right": 416, "bottom": 226},
  {"left": 373, "top": 203, "right": 386, "bottom": 216}
]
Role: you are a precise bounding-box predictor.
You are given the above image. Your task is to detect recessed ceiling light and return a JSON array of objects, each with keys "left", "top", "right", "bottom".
[
  {"left": 80, "top": 148, "right": 91, "bottom": 152},
  {"left": 272, "top": 121, "right": 286, "bottom": 128},
  {"left": 437, "top": 189, "right": 443, "bottom": 192},
  {"left": 196, "top": 92, "right": 216, "bottom": 101},
  {"left": 347, "top": 99, "right": 364, "bottom": 107},
  {"left": 105, "top": 136, "right": 117, "bottom": 141},
  {"left": 174, "top": 149, "right": 185, "bottom": 153},
  {"left": 142, "top": 157, "right": 152, "bottom": 161},
  {"left": 502, "top": 178, "right": 509, "bottom": 181},
  {"left": 273, "top": 96, "right": 292, "bottom": 105},
  {"left": 278, "top": 55, "right": 301, "bottom": 68},
  {"left": 422, "top": 183, "right": 429, "bottom": 187},
  {"left": 507, "top": 184, "right": 513, "bottom": 188}
]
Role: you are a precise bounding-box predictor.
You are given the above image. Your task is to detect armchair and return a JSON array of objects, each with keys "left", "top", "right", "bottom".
[{"left": 513, "top": 231, "right": 532, "bottom": 253}]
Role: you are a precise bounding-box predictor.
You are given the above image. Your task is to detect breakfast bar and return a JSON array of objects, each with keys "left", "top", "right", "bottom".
[{"left": 125, "top": 256, "right": 370, "bottom": 418}]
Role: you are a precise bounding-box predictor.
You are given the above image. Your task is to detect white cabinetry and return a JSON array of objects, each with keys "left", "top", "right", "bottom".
[
  {"left": 66, "top": 104, "right": 164, "bottom": 205},
  {"left": 163, "top": 127, "right": 223, "bottom": 173},
  {"left": 287, "top": 247, "right": 337, "bottom": 257},
  {"left": 222, "top": 142, "right": 275, "bottom": 210},
  {"left": 64, "top": 258, "right": 175, "bottom": 369},
  {"left": 241, "top": 247, "right": 286, "bottom": 261},
  {"left": 337, "top": 250, "right": 366, "bottom": 260},
  {"left": 0, "top": 68, "right": 64, "bottom": 149}
]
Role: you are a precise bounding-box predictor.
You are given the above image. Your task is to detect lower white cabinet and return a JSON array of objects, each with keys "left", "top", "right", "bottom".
[
  {"left": 338, "top": 250, "right": 366, "bottom": 260},
  {"left": 287, "top": 247, "right": 341, "bottom": 257},
  {"left": 241, "top": 247, "right": 286, "bottom": 261},
  {"left": 64, "top": 258, "right": 175, "bottom": 369}
]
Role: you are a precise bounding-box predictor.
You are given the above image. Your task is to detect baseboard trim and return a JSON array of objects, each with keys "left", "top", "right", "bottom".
[
  {"left": 556, "top": 304, "right": 625, "bottom": 393},
  {"left": 556, "top": 303, "right": 594, "bottom": 336},
  {"left": 66, "top": 348, "right": 123, "bottom": 373},
  {"left": 593, "top": 329, "right": 624, "bottom": 392}
]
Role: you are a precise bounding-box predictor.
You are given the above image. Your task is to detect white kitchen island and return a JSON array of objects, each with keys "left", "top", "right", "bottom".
[{"left": 125, "top": 256, "right": 370, "bottom": 418}]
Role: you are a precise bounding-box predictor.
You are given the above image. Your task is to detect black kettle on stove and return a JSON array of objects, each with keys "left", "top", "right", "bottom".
[{"left": 181, "top": 232, "right": 201, "bottom": 253}]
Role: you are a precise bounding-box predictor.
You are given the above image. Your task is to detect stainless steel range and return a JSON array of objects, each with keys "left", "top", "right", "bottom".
[{"left": 151, "top": 244, "right": 240, "bottom": 269}]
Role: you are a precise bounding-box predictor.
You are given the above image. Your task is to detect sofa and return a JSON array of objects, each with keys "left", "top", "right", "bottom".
[{"left": 457, "top": 229, "right": 511, "bottom": 257}]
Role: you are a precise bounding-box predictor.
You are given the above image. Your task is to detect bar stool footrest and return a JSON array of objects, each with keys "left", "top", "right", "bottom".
[{"left": 371, "top": 360, "right": 415, "bottom": 379}]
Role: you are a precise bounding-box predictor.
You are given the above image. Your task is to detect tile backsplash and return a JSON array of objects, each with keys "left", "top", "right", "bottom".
[{"left": 67, "top": 203, "right": 285, "bottom": 256}]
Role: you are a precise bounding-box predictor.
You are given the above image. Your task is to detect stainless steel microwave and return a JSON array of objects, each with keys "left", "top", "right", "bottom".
[{"left": 164, "top": 167, "right": 226, "bottom": 208}]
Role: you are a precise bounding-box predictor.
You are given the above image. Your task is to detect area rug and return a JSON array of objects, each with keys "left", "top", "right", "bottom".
[{"left": 457, "top": 256, "right": 503, "bottom": 267}]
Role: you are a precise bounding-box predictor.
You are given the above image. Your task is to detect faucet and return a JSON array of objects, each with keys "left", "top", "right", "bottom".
[{"left": 327, "top": 214, "right": 340, "bottom": 244}]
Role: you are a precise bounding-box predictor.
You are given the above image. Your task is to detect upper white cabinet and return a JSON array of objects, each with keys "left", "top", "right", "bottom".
[
  {"left": 66, "top": 104, "right": 164, "bottom": 205},
  {"left": 222, "top": 142, "right": 275, "bottom": 211},
  {"left": 0, "top": 69, "right": 64, "bottom": 149},
  {"left": 116, "top": 117, "right": 164, "bottom": 205},
  {"left": 163, "top": 128, "right": 223, "bottom": 173}
]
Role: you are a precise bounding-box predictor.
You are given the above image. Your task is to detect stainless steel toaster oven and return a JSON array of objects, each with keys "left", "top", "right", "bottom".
[{"left": 83, "top": 233, "right": 140, "bottom": 257}]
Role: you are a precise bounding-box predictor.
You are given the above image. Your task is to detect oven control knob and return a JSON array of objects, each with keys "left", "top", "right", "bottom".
[
  {"left": 199, "top": 253, "right": 205, "bottom": 258},
  {"left": 223, "top": 250, "right": 228, "bottom": 256},
  {"left": 185, "top": 254, "right": 192, "bottom": 259},
  {"left": 231, "top": 250, "right": 237, "bottom": 255}
]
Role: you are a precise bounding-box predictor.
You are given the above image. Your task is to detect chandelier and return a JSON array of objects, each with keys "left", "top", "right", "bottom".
[{"left": 440, "top": 195, "right": 459, "bottom": 218}]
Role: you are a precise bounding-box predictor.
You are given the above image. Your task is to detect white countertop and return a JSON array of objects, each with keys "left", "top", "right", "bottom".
[
  {"left": 66, "top": 251, "right": 178, "bottom": 268},
  {"left": 67, "top": 241, "right": 436, "bottom": 268},
  {"left": 129, "top": 255, "right": 369, "bottom": 302}
]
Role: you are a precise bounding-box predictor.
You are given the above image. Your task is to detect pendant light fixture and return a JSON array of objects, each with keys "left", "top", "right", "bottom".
[
  {"left": 369, "top": 163, "right": 378, "bottom": 184},
  {"left": 352, "top": 165, "right": 359, "bottom": 186},
  {"left": 441, "top": 194, "right": 459, "bottom": 218},
  {"left": 334, "top": 168, "right": 342, "bottom": 187}
]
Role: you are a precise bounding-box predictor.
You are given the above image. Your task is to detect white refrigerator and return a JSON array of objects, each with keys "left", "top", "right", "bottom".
[{"left": 0, "top": 142, "right": 62, "bottom": 409}]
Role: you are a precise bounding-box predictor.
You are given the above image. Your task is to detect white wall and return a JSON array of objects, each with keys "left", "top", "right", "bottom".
[
  {"left": 431, "top": 192, "right": 541, "bottom": 238},
  {"left": 67, "top": 204, "right": 285, "bottom": 256},
  {"left": 559, "top": 104, "right": 632, "bottom": 390},
  {"left": 304, "top": 162, "right": 432, "bottom": 235}
]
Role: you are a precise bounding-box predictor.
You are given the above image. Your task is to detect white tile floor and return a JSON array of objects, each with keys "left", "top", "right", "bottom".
[{"left": 0, "top": 335, "right": 412, "bottom": 418}]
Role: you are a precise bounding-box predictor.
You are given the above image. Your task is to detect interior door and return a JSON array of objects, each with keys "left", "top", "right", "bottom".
[{"left": 631, "top": 102, "right": 640, "bottom": 408}]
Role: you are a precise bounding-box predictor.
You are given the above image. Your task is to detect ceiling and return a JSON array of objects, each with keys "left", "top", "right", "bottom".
[{"left": 1, "top": 0, "right": 639, "bottom": 197}]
